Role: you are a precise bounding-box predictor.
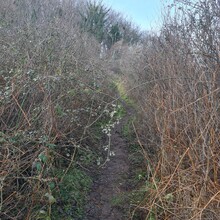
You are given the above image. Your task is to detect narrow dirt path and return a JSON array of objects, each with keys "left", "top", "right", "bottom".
[{"left": 85, "top": 102, "right": 133, "bottom": 220}]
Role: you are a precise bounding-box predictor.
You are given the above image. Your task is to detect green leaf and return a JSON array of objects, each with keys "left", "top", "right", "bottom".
[
  {"left": 38, "top": 153, "right": 47, "bottom": 163},
  {"left": 55, "top": 104, "right": 66, "bottom": 117},
  {"left": 48, "top": 195, "right": 56, "bottom": 204},
  {"left": 36, "top": 162, "right": 42, "bottom": 172},
  {"left": 0, "top": 138, "right": 6, "bottom": 144},
  {"left": 46, "top": 143, "right": 56, "bottom": 149},
  {"left": 67, "top": 89, "right": 76, "bottom": 96},
  {"left": 0, "top": 132, "right": 5, "bottom": 137},
  {"left": 48, "top": 182, "right": 55, "bottom": 190},
  {"left": 45, "top": 193, "right": 56, "bottom": 204}
]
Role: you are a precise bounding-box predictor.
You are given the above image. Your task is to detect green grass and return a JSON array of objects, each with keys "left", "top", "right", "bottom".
[
  {"left": 111, "top": 194, "right": 127, "bottom": 206},
  {"left": 119, "top": 114, "right": 151, "bottom": 219},
  {"left": 48, "top": 101, "right": 128, "bottom": 219},
  {"left": 51, "top": 167, "right": 92, "bottom": 219},
  {"left": 115, "top": 79, "right": 134, "bottom": 106},
  {"left": 122, "top": 118, "right": 133, "bottom": 138},
  {"left": 115, "top": 102, "right": 126, "bottom": 119}
]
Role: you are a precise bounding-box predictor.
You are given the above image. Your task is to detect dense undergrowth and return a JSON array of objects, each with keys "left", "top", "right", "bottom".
[
  {"left": 119, "top": 1, "right": 220, "bottom": 219},
  {"left": 1, "top": 0, "right": 220, "bottom": 219},
  {"left": 0, "top": 0, "right": 120, "bottom": 219}
]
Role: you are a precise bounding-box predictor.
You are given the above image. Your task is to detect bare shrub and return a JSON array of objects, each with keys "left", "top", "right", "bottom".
[
  {"left": 122, "top": 0, "right": 220, "bottom": 219},
  {"left": 0, "top": 0, "right": 115, "bottom": 219}
]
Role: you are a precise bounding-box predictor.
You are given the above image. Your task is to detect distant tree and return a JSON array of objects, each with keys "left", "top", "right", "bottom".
[
  {"left": 106, "top": 23, "right": 122, "bottom": 48},
  {"left": 120, "top": 20, "right": 142, "bottom": 44},
  {"left": 80, "top": 0, "right": 110, "bottom": 43}
]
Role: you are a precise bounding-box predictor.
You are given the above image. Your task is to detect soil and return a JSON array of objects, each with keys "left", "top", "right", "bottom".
[{"left": 84, "top": 102, "right": 133, "bottom": 220}]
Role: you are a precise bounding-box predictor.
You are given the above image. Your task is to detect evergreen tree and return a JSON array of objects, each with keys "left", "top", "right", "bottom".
[{"left": 81, "top": 1, "right": 110, "bottom": 43}]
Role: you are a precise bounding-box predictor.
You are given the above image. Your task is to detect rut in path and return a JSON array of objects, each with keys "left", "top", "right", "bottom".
[{"left": 85, "top": 103, "right": 133, "bottom": 220}]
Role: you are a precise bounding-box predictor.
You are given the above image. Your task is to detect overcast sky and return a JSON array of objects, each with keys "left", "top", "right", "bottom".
[{"left": 101, "top": 0, "right": 170, "bottom": 31}]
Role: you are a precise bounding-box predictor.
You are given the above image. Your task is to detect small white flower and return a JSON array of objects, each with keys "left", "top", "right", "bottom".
[
  {"left": 103, "top": 145, "right": 109, "bottom": 151},
  {"left": 110, "top": 151, "right": 115, "bottom": 156},
  {"left": 110, "top": 111, "right": 115, "bottom": 118},
  {"left": 97, "top": 157, "right": 101, "bottom": 165},
  {"left": 102, "top": 129, "right": 107, "bottom": 133}
]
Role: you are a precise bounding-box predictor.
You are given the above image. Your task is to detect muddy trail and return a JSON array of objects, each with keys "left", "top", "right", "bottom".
[{"left": 84, "top": 102, "right": 134, "bottom": 220}]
